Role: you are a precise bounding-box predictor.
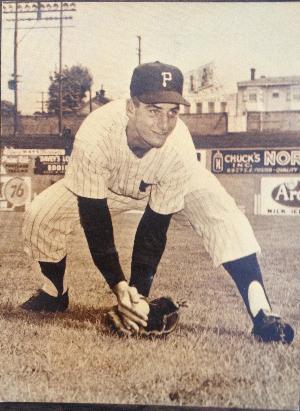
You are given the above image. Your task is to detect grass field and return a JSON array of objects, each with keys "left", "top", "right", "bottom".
[{"left": 0, "top": 211, "right": 299, "bottom": 410}]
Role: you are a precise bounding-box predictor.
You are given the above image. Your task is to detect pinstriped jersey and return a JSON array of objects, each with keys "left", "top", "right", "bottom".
[{"left": 64, "top": 99, "right": 198, "bottom": 214}]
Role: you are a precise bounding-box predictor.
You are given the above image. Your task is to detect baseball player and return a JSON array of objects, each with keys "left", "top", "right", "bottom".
[{"left": 21, "top": 61, "right": 294, "bottom": 343}]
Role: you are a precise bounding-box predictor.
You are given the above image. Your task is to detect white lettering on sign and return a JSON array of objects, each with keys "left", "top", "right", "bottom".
[
  {"left": 264, "top": 150, "right": 300, "bottom": 166},
  {"left": 275, "top": 184, "right": 289, "bottom": 201},
  {"left": 259, "top": 177, "right": 300, "bottom": 216},
  {"left": 1, "top": 155, "right": 30, "bottom": 164},
  {"left": 224, "top": 153, "right": 261, "bottom": 163},
  {"left": 161, "top": 72, "right": 172, "bottom": 87},
  {"left": 212, "top": 151, "right": 224, "bottom": 172},
  {"left": 47, "top": 164, "right": 66, "bottom": 172},
  {"left": 3, "top": 148, "right": 65, "bottom": 156},
  {"left": 275, "top": 184, "right": 300, "bottom": 201},
  {"left": 39, "top": 155, "right": 69, "bottom": 163}
]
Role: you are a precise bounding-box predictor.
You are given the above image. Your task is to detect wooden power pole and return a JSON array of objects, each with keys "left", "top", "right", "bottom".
[
  {"left": 137, "top": 35, "right": 141, "bottom": 65},
  {"left": 2, "top": 1, "right": 76, "bottom": 136},
  {"left": 13, "top": 0, "right": 18, "bottom": 135}
]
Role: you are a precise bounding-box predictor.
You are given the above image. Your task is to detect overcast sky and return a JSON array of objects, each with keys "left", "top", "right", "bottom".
[{"left": 2, "top": 1, "right": 300, "bottom": 114}]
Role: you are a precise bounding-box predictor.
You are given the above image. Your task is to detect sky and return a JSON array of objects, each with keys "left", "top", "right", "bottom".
[{"left": 2, "top": 1, "right": 300, "bottom": 114}]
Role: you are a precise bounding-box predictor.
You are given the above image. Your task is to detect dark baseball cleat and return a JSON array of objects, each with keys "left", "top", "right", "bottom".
[
  {"left": 20, "top": 289, "right": 69, "bottom": 313},
  {"left": 252, "top": 309, "right": 294, "bottom": 344}
]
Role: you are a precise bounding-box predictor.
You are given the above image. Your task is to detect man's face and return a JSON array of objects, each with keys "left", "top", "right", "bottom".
[{"left": 128, "top": 100, "right": 180, "bottom": 150}]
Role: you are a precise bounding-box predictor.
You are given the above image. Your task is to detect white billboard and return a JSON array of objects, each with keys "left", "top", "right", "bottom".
[{"left": 259, "top": 177, "right": 300, "bottom": 216}]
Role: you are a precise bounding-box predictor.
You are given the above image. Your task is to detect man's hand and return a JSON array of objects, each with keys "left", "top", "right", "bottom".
[
  {"left": 112, "top": 281, "right": 148, "bottom": 331},
  {"left": 106, "top": 296, "right": 180, "bottom": 338}
]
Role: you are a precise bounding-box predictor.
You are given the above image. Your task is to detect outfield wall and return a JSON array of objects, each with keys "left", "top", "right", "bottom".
[
  {"left": 1, "top": 112, "right": 227, "bottom": 136},
  {"left": 1, "top": 134, "right": 299, "bottom": 216},
  {"left": 197, "top": 147, "right": 300, "bottom": 216},
  {"left": 1, "top": 115, "right": 85, "bottom": 136}
]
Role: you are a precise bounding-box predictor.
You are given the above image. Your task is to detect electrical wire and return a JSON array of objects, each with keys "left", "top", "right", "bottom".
[{"left": 17, "top": 19, "right": 39, "bottom": 45}]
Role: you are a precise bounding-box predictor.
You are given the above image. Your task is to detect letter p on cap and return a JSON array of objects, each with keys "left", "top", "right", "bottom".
[{"left": 161, "top": 72, "right": 172, "bottom": 87}]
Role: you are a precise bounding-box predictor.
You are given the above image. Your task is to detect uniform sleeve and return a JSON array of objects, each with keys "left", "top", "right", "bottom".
[
  {"left": 129, "top": 204, "right": 172, "bottom": 296},
  {"left": 78, "top": 196, "right": 126, "bottom": 288},
  {"left": 64, "top": 109, "right": 112, "bottom": 199}
]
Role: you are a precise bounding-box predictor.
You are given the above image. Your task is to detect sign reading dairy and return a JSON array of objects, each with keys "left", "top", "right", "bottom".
[
  {"left": 211, "top": 149, "right": 300, "bottom": 174},
  {"left": 34, "top": 155, "right": 69, "bottom": 175},
  {"left": 260, "top": 177, "right": 300, "bottom": 215}
]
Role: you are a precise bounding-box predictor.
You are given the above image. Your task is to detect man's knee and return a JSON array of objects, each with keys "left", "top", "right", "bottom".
[{"left": 23, "top": 195, "right": 47, "bottom": 233}]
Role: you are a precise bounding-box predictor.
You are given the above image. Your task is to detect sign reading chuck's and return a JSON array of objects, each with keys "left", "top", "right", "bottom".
[{"left": 211, "top": 149, "right": 300, "bottom": 174}]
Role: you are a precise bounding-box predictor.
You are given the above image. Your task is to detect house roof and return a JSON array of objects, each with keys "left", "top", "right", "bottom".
[{"left": 238, "top": 76, "right": 300, "bottom": 88}]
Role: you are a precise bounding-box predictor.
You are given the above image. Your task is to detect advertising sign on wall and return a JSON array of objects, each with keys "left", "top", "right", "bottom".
[
  {"left": 3, "top": 148, "right": 65, "bottom": 156},
  {"left": 259, "top": 177, "right": 300, "bottom": 215},
  {"left": 34, "top": 155, "right": 70, "bottom": 175},
  {"left": 1, "top": 155, "right": 31, "bottom": 174},
  {"left": 211, "top": 149, "right": 300, "bottom": 174},
  {"left": 0, "top": 176, "right": 31, "bottom": 211}
]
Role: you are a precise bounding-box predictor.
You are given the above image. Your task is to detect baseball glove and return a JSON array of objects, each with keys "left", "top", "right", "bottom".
[{"left": 106, "top": 297, "right": 180, "bottom": 337}]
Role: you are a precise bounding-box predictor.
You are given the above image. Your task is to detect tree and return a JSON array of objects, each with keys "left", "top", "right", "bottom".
[
  {"left": 1, "top": 100, "right": 16, "bottom": 116},
  {"left": 47, "top": 65, "right": 93, "bottom": 114}
]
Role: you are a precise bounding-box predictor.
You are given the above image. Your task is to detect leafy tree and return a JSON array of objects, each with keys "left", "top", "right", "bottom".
[
  {"left": 1, "top": 100, "right": 16, "bottom": 116},
  {"left": 48, "top": 65, "right": 93, "bottom": 114}
]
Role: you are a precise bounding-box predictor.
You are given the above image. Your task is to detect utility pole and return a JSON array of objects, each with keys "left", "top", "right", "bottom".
[
  {"left": 58, "top": 1, "right": 63, "bottom": 134},
  {"left": 13, "top": 0, "right": 18, "bottom": 135},
  {"left": 0, "top": 3, "right": 2, "bottom": 136},
  {"left": 89, "top": 87, "right": 92, "bottom": 113},
  {"left": 41, "top": 91, "right": 45, "bottom": 113},
  {"left": 36, "top": 91, "right": 46, "bottom": 113},
  {"left": 137, "top": 35, "right": 141, "bottom": 65},
  {"left": 2, "top": 1, "right": 76, "bottom": 136}
]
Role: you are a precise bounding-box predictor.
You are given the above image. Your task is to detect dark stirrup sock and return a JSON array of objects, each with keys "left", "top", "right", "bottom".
[
  {"left": 223, "top": 253, "right": 271, "bottom": 320},
  {"left": 39, "top": 256, "right": 67, "bottom": 296}
]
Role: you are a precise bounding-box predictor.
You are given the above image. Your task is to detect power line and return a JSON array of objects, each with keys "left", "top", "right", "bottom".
[
  {"left": 2, "top": 1, "right": 77, "bottom": 136},
  {"left": 4, "top": 25, "right": 75, "bottom": 30},
  {"left": 6, "top": 16, "right": 74, "bottom": 21},
  {"left": 17, "top": 19, "right": 39, "bottom": 44},
  {"left": 36, "top": 91, "right": 48, "bottom": 113}
]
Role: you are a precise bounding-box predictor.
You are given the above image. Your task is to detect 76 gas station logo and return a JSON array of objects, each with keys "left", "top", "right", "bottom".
[{"left": 0, "top": 176, "right": 31, "bottom": 210}]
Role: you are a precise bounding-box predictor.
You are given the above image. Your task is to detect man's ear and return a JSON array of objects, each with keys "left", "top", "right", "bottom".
[{"left": 126, "top": 99, "right": 136, "bottom": 118}]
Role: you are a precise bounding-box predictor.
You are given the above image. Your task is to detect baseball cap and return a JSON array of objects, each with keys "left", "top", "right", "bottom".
[{"left": 130, "top": 61, "right": 190, "bottom": 106}]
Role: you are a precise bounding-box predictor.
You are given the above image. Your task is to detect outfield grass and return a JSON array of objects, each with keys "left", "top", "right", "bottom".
[{"left": 0, "top": 211, "right": 299, "bottom": 409}]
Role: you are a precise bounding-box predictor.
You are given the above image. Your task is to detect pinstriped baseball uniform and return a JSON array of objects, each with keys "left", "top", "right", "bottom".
[
  {"left": 64, "top": 99, "right": 197, "bottom": 214},
  {"left": 23, "top": 99, "right": 260, "bottom": 266}
]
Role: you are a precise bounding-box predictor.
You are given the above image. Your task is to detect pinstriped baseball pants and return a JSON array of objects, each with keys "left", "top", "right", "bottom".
[{"left": 23, "top": 166, "right": 260, "bottom": 266}]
